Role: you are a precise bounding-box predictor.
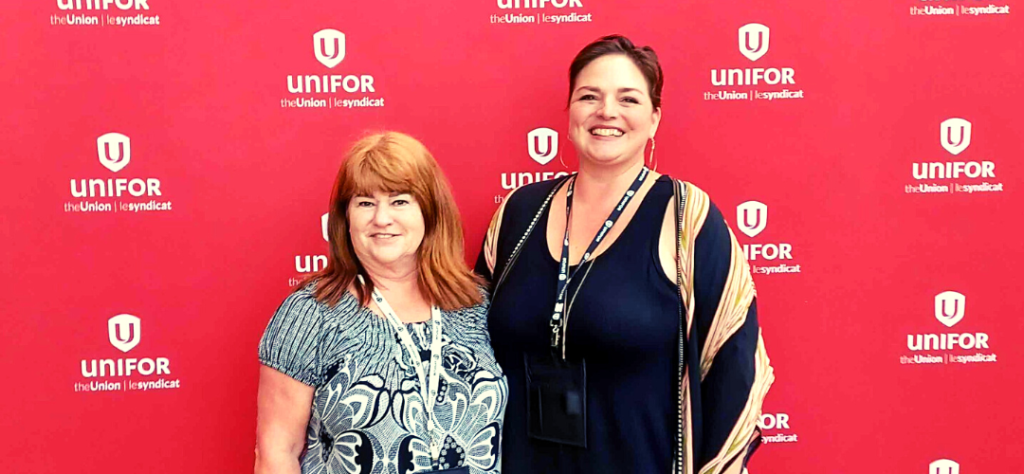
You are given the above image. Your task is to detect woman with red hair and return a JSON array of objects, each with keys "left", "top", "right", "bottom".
[{"left": 256, "top": 132, "right": 507, "bottom": 474}]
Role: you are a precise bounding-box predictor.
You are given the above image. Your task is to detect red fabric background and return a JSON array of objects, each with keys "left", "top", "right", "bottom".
[{"left": 1, "top": 0, "right": 1020, "bottom": 472}]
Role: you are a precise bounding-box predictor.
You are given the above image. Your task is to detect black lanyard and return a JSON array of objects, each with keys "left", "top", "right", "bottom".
[{"left": 550, "top": 166, "right": 650, "bottom": 350}]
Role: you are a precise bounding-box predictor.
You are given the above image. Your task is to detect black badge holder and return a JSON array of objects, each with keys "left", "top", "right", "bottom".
[{"left": 524, "top": 352, "right": 588, "bottom": 447}]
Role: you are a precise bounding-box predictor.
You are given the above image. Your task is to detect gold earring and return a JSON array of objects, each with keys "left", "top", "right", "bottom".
[
  {"left": 648, "top": 137, "right": 657, "bottom": 171},
  {"left": 559, "top": 136, "right": 568, "bottom": 169}
]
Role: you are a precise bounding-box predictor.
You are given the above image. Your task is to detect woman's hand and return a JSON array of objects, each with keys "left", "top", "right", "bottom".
[{"left": 255, "top": 365, "right": 314, "bottom": 474}]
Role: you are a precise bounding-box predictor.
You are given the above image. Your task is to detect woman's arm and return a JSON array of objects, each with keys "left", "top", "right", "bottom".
[
  {"left": 474, "top": 187, "right": 520, "bottom": 284},
  {"left": 660, "top": 184, "right": 774, "bottom": 474},
  {"left": 254, "top": 365, "right": 314, "bottom": 474}
]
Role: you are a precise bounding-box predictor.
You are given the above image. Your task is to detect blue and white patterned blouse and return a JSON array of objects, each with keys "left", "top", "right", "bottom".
[{"left": 259, "top": 285, "right": 507, "bottom": 474}]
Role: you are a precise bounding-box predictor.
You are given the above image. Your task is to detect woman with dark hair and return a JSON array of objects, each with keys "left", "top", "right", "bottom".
[
  {"left": 256, "top": 132, "right": 507, "bottom": 474},
  {"left": 477, "top": 36, "right": 773, "bottom": 474}
]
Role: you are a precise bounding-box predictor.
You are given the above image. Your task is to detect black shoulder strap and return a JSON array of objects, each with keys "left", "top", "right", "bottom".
[
  {"left": 491, "top": 175, "right": 571, "bottom": 300},
  {"left": 673, "top": 179, "right": 688, "bottom": 474}
]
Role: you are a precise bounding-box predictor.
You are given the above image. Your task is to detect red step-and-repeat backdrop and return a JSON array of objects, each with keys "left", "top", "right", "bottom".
[{"left": 2, "top": 0, "right": 1021, "bottom": 472}]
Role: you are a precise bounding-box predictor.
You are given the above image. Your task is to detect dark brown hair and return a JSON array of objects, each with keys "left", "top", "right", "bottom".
[
  {"left": 568, "top": 35, "right": 664, "bottom": 109},
  {"left": 301, "top": 131, "right": 482, "bottom": 311}
]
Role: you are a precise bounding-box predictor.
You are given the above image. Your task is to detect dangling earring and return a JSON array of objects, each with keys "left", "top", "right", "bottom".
[
  {"left": 647, "top": 137, "right": 657, "bottom": 172},
  {"left": 559, "top": 136, "right": 568, "bottom": 169}
]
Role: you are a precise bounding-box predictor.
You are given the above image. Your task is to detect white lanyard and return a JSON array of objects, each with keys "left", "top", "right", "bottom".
[{"left": 370, "top": 286, "right": 444, "bottom": 436}]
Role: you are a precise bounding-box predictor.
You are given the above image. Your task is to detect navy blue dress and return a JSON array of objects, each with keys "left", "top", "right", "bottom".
[{"left": 477, "top": 176, "right": 681, "bottom": 473}]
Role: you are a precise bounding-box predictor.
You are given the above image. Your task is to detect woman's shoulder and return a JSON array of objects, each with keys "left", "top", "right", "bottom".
[
  {"left": 442, "top": 286, "right": 490, "bottom": 324},
  {"left": 683, "top": 180, "right": 728, "bottom": 233},
  {"left": 655, "top": 177, "right": 734, "bottom": 269},
  {"left": 276, "top": 282, "right": 364, "bottom": 322},
  {"left": 275, "top": 283, "right": 322, "bottom": 316},
  {"left": 288, "top": 281, "right": 321, "bottom": 302},
  {"left": 480, "top": 177, "right": 570, "bottom": 277},
  {"left": 658, "top": 176, "right": 710, "bottom": 200},
  {"left": 259, "top": 285, "right": 332, "bottom": 384},
  {"left": 459, "top": 285, "right": 491, "bottom": 312},
  {"left": 658, "top": 177, "right": 723, "bottom": 224}
]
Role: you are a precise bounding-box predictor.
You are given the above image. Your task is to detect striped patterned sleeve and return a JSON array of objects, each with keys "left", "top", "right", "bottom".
[
  {"left": 679, "top": 182, "right": 774, "bottom": 474},
  {"left": 258, "top": 290, "right": 325, "bottom": 386}
]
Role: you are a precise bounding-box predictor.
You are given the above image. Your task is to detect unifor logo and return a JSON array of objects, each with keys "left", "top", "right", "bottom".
[
  {"left": 929, "top": 459, "right": 959, "bottom": 474},
  {"left": 313, "top": 29, "right": 346, "bottom": 69},
  {"left": 527, "top": 127, "right": 558, "bottom": 165},
  {"left": 739, "top": 23, "right": 770, "bottom": 62},
  {"left": 97, "top": 132, "right": 131, "bottom": 173},
  {"left": 108, "top": 314, "right": 141, "bottom": 353},
  {"left": 934, "top": 291, "right": 965, "bottom": 328},
  {"left": 940, "top": 118, "right": 971, "bottom": 156},
  {"left": 322, "top": 212, "right": 330, "bottom": 242},
  {"left": 737, "top": 201, "right": 768, "bottom": 238}
]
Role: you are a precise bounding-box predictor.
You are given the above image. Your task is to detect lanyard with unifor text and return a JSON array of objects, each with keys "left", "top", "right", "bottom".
[
  {"left": 369, "top": 284, "right": 445, "bottom": 458},
  {"left": 550, "top": 165, "right": 649, "bottom": 354}
]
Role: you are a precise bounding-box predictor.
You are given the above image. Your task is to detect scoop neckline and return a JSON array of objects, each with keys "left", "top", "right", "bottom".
[
  {"left": 339, "top": 290, "right": 435, "bottom": 325},
  {"left": 544, "top": 174, "right": 671, "bottom": 267}
]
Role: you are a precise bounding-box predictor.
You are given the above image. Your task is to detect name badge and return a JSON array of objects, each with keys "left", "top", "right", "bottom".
[{"left": 524, "top": 354, "right": 587, "bottom": 448}]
